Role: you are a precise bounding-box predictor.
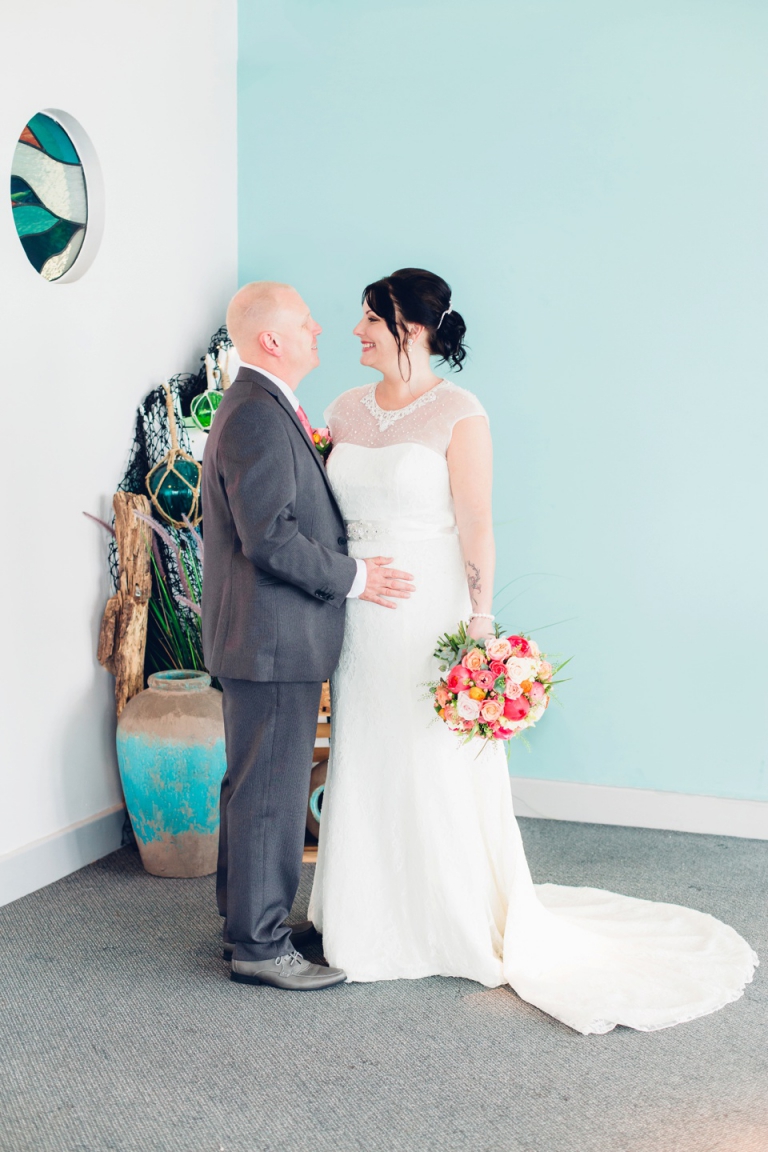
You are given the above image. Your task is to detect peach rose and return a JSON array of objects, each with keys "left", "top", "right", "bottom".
[
  {"left": 435, "top": 684, "right": 453, "bottom": 708},
  {"left": 462, "top": 647, "right": 486, "bottom": 672},
  {"left": 481, "top": 698, "right": 505, "bottom": 723},
  {"left": 486, "top": 637, "right": 513, "bottom": 662},
  {"left": 504, "top": 679, "right": 523, "bottom": 700},
  {"left": 538, "top": 661, "right": 553, "bottom": 681}
]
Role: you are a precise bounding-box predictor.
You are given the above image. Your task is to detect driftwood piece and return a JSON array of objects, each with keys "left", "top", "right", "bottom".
[
  {"left": 97, "top": 492, "right": 152, "bottom": 716},
  {"left": 97, "top": 595, "right": 120, "bottom": 674}
]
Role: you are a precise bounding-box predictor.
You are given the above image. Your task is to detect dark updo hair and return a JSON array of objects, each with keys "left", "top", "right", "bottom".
[{"left": 362, "top": 267, "right": 468, "bottom": 380}]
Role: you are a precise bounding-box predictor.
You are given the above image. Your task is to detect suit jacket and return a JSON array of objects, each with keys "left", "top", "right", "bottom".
[{"left": 201, "top": 367, "right": 357, "bottom": 681}]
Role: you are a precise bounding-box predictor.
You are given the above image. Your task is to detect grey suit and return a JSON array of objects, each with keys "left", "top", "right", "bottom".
[{"left": 202, "top": 367, "right": 357, "bottom": 961}]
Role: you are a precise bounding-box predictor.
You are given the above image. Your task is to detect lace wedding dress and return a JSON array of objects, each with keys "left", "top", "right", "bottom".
[{"left": 308, "top": 379, "right": 757, "bottom": 1034}]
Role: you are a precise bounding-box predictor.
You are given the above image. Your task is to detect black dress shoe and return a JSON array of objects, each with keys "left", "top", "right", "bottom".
[{"left": 222, "top": 920, "right": 318, "bottom": 960}]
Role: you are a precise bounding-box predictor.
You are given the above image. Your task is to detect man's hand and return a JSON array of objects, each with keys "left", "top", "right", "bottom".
[{"left": 359, "top": 556, "right": 415, "bottom": 608}]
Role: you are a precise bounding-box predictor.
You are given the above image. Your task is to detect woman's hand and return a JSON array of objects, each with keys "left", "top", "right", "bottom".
[{"left": 467, "top": 615, "right": 495, "bottom": 642}]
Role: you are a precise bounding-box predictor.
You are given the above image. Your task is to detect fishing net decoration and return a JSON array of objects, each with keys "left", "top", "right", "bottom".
[{"left": 108, "top": 326, "right": 232, "bottom": 677}]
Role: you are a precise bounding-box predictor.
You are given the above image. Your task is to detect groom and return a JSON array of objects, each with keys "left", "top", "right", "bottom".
[{"left": 202, "top": 282, "right": 413, "bottom": 990}]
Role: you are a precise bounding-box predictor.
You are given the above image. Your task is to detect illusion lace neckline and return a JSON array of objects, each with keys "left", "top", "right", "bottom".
[{"left": 361, "top": 379, "right": 447, "bottom": 431}]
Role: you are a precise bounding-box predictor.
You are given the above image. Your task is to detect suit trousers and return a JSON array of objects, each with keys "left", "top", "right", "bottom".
[{"left": 217, "top": 678, "right": 323, "bottom": 962}]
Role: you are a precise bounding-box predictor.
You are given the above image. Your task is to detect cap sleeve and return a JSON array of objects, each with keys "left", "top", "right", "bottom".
[{"left": 448, "top": 387, "right": 488, "bottom": 430}]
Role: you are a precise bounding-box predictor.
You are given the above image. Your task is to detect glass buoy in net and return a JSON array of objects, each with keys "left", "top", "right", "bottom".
[
  {"left": 145, "top": 380, "right": 202, "bottom": 528},
  {"left": 191, "top": 389, "right": 222, "bottom": 431}
]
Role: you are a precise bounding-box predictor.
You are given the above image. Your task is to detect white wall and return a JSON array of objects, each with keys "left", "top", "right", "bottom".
[{"left": 0, "top": 0, "right": 238, "bottom": 896}]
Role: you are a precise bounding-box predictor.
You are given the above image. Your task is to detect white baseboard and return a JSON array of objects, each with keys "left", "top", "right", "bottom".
[
  {"left": 510, "top": 777, "right": 768, "bottom": 840},
  {"left": 0, "top": 804, "right": 126, "bottom": 908}
]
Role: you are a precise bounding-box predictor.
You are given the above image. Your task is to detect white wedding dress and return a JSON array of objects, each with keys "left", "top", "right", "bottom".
[{"left": 308, "top": 379, "right": 757, "bottom": 1034}]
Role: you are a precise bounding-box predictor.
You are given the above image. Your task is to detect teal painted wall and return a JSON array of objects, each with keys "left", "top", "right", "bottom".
[{"left": 238, "top": 0, "right": 768, "bottom": 800}]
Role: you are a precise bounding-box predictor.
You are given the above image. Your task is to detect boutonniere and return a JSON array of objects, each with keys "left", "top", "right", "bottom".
[{"left": 312, "top": 426, "right": 332, "bottom": 461}]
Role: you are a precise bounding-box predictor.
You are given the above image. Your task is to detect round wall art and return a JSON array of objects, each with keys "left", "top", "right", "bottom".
[{"left": 10, "top": 109, "right": 103, "bottom": 283}]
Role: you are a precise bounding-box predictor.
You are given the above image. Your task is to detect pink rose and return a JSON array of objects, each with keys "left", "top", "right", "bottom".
[
  {"left": 462, "top": 647, "right": 486, "bottom": 672},
  {"left": 489, "top": 660, "right": 507, "bottom": 680},
  {"left": 456, "top": 693, "right": 481, "bottom": 721},
  {"left": 472, "top": 669, "right": 495, "bottom": 691},
  {"left": 528, "top": 681, "right": 546, "bottom": 704},
  {"left": 486, "top": 636, "right": 513, "bottom": 661},
  {"left": 435, "top": 684, "right": 453, "bottom": 708},
  {"left": 503, "top": 694, "right": 531, "bottom": 722},
  {"left": 504, "top": 679, "right": 523, "bottom": 700},
  {"left": 446, "top": 665, "right": 472, "bottom": 692},
  {"left": 538, "top": 661, "right": 553, "bottom": 681},
  {"left": 481, "top": 697, "right": 505, "bottom": 723},
  {"left": 508, "top": 635, "right": 531, "bottom": 657}
]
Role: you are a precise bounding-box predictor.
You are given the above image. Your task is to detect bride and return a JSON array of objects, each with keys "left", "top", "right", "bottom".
[{"left": 308, "top": 267, "right": 757, "bottom": 1034}]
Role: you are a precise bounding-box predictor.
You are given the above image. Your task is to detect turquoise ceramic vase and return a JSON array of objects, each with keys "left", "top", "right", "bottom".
[{"left": 116, "top": 670, "right": 226, "bottom": 877}]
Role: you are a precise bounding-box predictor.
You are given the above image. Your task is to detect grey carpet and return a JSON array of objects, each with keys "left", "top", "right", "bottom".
[{"left": 0, "top": 819, "right": 765, "bottom": 1152}]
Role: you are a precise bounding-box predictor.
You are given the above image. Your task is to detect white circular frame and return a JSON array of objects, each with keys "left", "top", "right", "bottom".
[{"left": 13, "top": 107, "right": 105, "bottom": 285}]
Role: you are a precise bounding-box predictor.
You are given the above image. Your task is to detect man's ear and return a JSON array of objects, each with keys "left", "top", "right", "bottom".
[{"left": 258, "top": 331, "right": 281, "bottom": 358}]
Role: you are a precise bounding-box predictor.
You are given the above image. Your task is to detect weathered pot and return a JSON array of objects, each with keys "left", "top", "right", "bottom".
[{"left": 116, "top": 670, "right": 226, "bottom": 877}]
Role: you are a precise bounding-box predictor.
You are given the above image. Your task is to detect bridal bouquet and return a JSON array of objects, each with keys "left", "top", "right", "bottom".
[{"left": 430, "top": 622, "right": 560, "bottom": 743}]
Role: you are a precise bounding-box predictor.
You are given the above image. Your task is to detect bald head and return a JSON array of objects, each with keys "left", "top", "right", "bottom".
[
  {"left": 226, "top": 281, "right": 298, "bottom": 353},
  {"left": 226, "top": 281, "right": 322, "bottom": 388}
]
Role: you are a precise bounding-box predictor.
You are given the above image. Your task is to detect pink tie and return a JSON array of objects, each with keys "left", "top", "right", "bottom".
[{"left": 295, "top": 404, "right": 314, "bottom": 441}]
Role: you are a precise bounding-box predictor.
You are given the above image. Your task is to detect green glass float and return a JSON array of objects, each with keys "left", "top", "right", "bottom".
[
  {"left": 190, "top": 388, "right": 222, "bottom": 431},
  {"left": 146, "top": 381, "right": 202, "bottom": 528}
]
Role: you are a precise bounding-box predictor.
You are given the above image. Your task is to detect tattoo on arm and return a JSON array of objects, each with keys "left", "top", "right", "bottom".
[{"left": 466, "top": 561, "right": 482, "bottom": 608}]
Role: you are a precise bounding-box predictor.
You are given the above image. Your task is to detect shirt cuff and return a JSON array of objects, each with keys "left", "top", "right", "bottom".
[{"left": 346, "top": 558, "right": 367, "bottom": 599}]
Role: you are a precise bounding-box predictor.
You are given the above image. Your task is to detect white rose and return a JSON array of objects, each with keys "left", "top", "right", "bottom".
[
  {"left": 456, "top": 693, "right": 481, "bottom": 721},
  {"left": 528, "top": 639, "right": 540, "bottom": 658},
  {"left": 505, "top": 657, "right": 537, "bottom": 684}
]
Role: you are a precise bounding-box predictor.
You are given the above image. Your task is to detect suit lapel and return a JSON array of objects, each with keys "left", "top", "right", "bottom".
[{"left": 235, "top": 368, "right": 337, "bottom": 499}]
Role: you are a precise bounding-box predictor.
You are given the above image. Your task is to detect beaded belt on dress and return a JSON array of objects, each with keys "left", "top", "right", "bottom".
[{"left": 344, "top": 519, "right": 458, "bottom": 542}]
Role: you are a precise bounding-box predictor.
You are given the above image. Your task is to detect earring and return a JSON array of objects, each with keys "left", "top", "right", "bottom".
[{"left": 407, "top": 339, "right": 413, "bottom": 348}]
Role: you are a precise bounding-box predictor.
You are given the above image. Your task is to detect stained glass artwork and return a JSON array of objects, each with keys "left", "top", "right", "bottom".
[
  {"left": 190, "top": 389, "right": 223, "bottom": 431},
  {"left": 10, "top": 112, "right": 88, "bottom": 281}
]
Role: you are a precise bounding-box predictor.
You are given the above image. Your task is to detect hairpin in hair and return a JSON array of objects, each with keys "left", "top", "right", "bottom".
[{"left": 436, "top": 300, "right": 453, "bottom": 329}]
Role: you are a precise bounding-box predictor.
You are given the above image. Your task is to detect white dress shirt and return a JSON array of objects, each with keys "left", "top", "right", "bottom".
[{"left": 238, "top": 361, "right": 366, "bottom": 599}]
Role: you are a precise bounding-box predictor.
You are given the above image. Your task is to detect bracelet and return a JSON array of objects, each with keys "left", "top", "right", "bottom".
[{"left": 469, "top": 613, "right": 495, "bottom": 621}]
